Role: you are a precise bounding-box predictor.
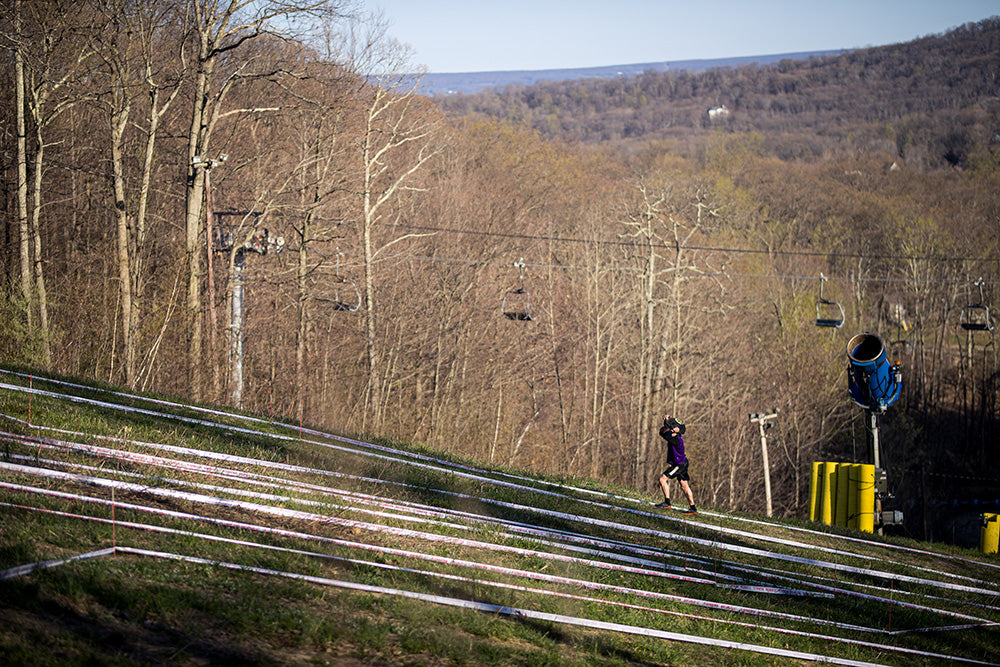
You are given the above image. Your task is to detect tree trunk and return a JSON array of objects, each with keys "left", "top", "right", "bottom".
[
  {"left": 362, "top": 160, "right": 379, "bottom": 430},
  {"left": 29, "top": 124, "right": 51, "bottom": 368},
  {"left": 184, "top": 66, "right": 210, "bottom": 401},
  {"left": 14, "top": 0, "right": 32, "bottom": 331},
  {"left": 110, "top": 93, "right": 135, "bottom": 387},
  {"left": 296, "top": 212, "right": 312, "bottom": 425}
]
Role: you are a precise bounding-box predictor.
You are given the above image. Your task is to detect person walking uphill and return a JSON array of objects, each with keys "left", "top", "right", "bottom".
[{"left": 655, "top": 415, "right": 698, "bottom": 514}]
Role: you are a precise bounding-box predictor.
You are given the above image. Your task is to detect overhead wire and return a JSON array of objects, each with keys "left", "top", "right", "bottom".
[
  {"left": 387, "top": 221, "right": 1000, "bottom": 265},
  {"left": 244, "top": 218, "right": 996, "bottom": 285},
  {"left": 352, "top": 249, "right": 990, "bottom": 286}
]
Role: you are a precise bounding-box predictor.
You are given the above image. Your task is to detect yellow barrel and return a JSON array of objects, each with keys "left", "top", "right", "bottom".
[
  {"left": 857, "top": 464, "right": 876, "bottom": 533},
  {"left": 982, "top": 514, "right": 999, "bottom": 555},
  {"left": 834, "top": 462, "right": 850, "bottom": 528},
  {"left": 821, "top": 462, "right": 838, "bottom": 526},
  {"left": 847, "top": 464, "right": 860, "bottom": 530},
  {"left": 809, "top": 461, "right": 821, "bottom": 522}
]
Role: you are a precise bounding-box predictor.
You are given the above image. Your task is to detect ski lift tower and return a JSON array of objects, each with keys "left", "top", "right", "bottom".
[
  {"left": 213, "top": 210, "right": 284, "bottom": 409},
  {"left": 846, "top": 332, "right": 904, "bottom": 532}
]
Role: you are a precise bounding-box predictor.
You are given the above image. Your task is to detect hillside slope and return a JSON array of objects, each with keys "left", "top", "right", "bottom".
[
  {"left": 436, "top": 17, "right": 1000, "bottom": 164},
  {"left": 2, "top": 369, "right": 999, "bottom": 665}
]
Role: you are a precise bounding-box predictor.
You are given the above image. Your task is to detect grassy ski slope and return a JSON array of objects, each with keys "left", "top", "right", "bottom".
[{"left": 1, "top": 368, "right": 998, "bottom": 666}]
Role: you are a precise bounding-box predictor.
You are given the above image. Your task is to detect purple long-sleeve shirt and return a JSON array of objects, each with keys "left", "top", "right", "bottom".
[{"left": 659, "top": 425, "right": 687, "bottom": 465}]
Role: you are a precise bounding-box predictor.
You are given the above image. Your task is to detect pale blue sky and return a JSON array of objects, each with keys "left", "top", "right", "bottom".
[{"left": 364, "top": 1, "right": 1000, "bottom": 73}]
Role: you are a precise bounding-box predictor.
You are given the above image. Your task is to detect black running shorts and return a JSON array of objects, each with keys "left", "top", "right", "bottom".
[{"left": 662, "top": 462, "right": 690, "bottom": 481}]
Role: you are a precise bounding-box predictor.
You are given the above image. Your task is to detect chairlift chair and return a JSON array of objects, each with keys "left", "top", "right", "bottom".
[
  {"left": 815, "top": 273, "right": 845, "bottom": 328},
  {"left": 959, "top": 277, "right": 994, "bottom": 332},
  {"left": 502, "top": 288, "right": 533, "bottom": 321},
  {"left": 330, "top": 252, "right": 361, "bottom": 313},
  {"left": 501, "top": 258, "right": 533, "bottom": 321},
  {"left": 331, "top": 276, "right": 361, "bottom": 312}
]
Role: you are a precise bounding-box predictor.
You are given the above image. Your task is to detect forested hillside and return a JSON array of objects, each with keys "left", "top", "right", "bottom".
[
  {"left": 1, "top": 5, "right": 997, "bottom": 545},
  {"left": 438, "top": 17, "right": 1000, "bottom": 168}
]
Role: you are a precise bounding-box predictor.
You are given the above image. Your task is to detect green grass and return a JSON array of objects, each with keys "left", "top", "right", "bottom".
[{"left": 2, "top": 368, "right": 999, "bottom": 666}]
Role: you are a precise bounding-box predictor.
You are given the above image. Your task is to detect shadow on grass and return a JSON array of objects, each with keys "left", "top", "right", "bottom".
[{"left": 1, "top": 577, "right": 270, "bottom": 666}]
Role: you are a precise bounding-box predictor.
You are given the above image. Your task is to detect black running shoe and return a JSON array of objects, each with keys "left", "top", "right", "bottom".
[
  {"left": 683, "top": 505, "right": 698, "bottom": 515},
  {"left": 654, "top": 501, "right": 672, "bottom": 509}
]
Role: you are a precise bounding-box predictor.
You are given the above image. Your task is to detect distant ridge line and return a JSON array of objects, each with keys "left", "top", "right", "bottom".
[{"left": 419, "top": 50, "right": 844, "bottom": 96}]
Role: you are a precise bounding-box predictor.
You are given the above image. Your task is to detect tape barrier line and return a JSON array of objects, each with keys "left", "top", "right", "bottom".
[
  {"left": 2, "top": 462, "right": 830, "bottom": 603},
  {"left": 8, "top": 428, "right": 992, "bottom": 615},
  {"left": 1, "top": 370, "right": 580, "bottom": 493},
  {"left": 117, "top": 546, "right": 904, "bottom": 667},
  {"left": 0, "top": 502, "right": 887, "bottom": 637},
  {"left": 0, "top": 426, "right": 858, "bottom": 591},
  {"left": 19, "top": 445, "right": 982, "bottom": 617},
  {"left": 0, "top": 482, "right": 928, "bottom": 635},
  {"left": 0, "top": 524, "right": 929, "bottom": 667},
  {"left": 3, "top": 383, "right": 995, "bottom": 600},
  {"left": 25, "top": 510, "right": 1000, "bottom": 665},
  {"left": 5, "top": 413, "right": 994, "bottom": 607},
  {"left": 0, "top": 426, "right": 800, "bottom": 592},
  {"left": 9, "top": 484, "right": 999, "bottom": 661},
  {"left": 5, "top": 516, "right": 994, "bottom": 667},
  {"left": 3, "top": 376, "right": 998, "bottom": 660},
  {"left": 3, "top": 396, "right": 996, "bottom": 616},
  {"left": 4, "top": 382, "right": 996, "bottom": 599},
  {"left": 0, "top": 547, "right": 116, "bottom": 581},
  {"left": 5, "top": 427, "right": 997, "bottom": 620},
  {"left": 0, "top": 380, "right": 953, "bottom": 572},
  {"left": 5, "top": 444, "right": 992, "bottom": 636},
  {"left": 4, "top": 369, "right": 999, "bottom": 582},
  {"left": 0, "top": 420, "right": 826, "bottom": 600},
  {"left": 3, "top": 472, "right": 993, "bottom": 635},
  {"left": 4, "top": 436, "right": 824, "bottom": 599},
  {"left": 10, "top": 496, "right": 1000, "bottom": 646}
]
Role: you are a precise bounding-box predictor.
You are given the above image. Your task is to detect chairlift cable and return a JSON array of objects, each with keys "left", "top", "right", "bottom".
[
  {"left": 387, "top": 222, "right": 1000, "bottom": 264},
  {"left": 337, "top": 249, "right": 990, "bottom": 286}
]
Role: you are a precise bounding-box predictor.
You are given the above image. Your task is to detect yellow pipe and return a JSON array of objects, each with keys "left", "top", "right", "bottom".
[
  {"left": 821, "top": 461, "right": 838, "bottom": 526},
  {"left": 982, "top": 513, "right": 999, "bottom": 555},
  {"left": 847, "top": 464, "right": 860, "bottom": 530},
  {"left": 809, "top": 461, "right": 821, "bottom": 522},
  {"left": 835, "top": 462, "right": 850, "bottom": 528},
  {"left": 857, "top": 464, "right": 876, "bottom": 533}
]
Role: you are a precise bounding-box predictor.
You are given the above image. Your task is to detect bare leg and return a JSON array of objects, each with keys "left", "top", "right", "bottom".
[
  {"left": 658, "top": 473, "right": 671, "bottom": 501},
  {"left": 679, "top": 480, "right": 695, "bottom": 507}
]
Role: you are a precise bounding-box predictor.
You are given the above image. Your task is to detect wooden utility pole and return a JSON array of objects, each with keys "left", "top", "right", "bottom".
[{"left": 749, "top": 411, "right": 779, "bottom": 517}]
